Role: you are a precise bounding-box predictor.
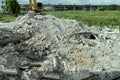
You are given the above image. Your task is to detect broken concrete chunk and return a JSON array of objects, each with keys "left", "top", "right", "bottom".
[
  {"left": 0, "top": 69, "right": 18, "bottom": 75},
  {"left": 8, "top": 77, "right": 16, "bottom": 80},
  {"left": 43, "top": 72, "right": 60, "bottom": 80},
  {"left": 0, "top": 28, "right": 31, "bottom": 46},
  {"left": 64, "top": 70, "right": 90, "bottom": 80},
  {"left": 84, "top": 39, "right": 97, "bottom": 46},
  {"left": 21, "top": 71, "right": 30, "bottom": 80},
  {"left": 27, "top": 11, "right": 35, "bottom": 18},
  {"left": 0, "top": 65, "right": 5, "bottom": 71}
]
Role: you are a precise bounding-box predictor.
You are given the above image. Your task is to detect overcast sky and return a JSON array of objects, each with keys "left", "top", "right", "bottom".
[
  {"left": 0, "top": 0, "right": 120, "bottom": 5},
  {"left": 17, "top": 0, "right": 120, "bottom": 5}
]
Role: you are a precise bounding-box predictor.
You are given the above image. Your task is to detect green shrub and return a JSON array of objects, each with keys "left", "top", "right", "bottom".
[
  {"left": 97, "top": 5, "right": 120, "bottom": 11},
  {"left": 107, "top": 4, "right": 119, "bottom": 10},
  {"left": 97, "top": 7, "right": 105, "bottom": 11}
]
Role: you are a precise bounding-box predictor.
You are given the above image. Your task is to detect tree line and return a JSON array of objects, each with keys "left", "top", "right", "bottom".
[
  {"left": 1, "top": 0, "right": 21, "bottom": 16},
  {"left": 97, "top": 4, "right": 120, "bottom": 11}
]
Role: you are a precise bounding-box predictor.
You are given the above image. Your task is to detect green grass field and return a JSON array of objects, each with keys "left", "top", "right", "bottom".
[
  {"left": 49, "top": 11, "right": 120, "bottom": 28},
  {"left": 0, "top": 16, "right": 16, "bottom": 22}
]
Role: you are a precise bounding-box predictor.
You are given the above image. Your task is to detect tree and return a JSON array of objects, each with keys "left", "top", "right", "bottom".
[
  {"left": 4, "top": 0, "right": 21, "bottom": 16},
  {"left": 97, "top": 7, "right": 106, "bottom": 11},
  {"left": 97, "top": 5, "right": 120, "bottom": 11},
  {"left": 1, "top": 1, "right": 4, "bottom": 10},
  {"left": 107, "top": 4, "right": 119, "bottom": 10}
]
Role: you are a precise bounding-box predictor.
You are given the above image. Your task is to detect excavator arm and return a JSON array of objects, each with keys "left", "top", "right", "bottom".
[{"left": 29, "top": 0, "right": 37, "bottom": 11}]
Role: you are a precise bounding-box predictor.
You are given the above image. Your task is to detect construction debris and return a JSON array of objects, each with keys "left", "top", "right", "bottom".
[{"left": 0, "top": 13, "right": 120, "bottom": 80}]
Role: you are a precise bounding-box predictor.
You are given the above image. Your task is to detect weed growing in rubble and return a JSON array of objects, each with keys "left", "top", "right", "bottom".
[{"left": 49, "top": 11, "right": 120, "bottom": 28}]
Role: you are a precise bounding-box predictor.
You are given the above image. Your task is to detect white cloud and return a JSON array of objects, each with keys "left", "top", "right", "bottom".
[
  {"left": 17, "top": 0, "right": 120, "bottom": 5},
  {"left": 92, "top": 0, "right": 120, "bottom": 5}
]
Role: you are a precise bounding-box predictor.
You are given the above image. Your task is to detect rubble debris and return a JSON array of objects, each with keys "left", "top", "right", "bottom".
[
  {"left": 0, "top": 69, "right": 18, "bottom": 75},
  {"left": 0, "top": 65, "right": 18, "bottom": 80},
  {"left": 0, "top": 28, "right": 32, "bottom": 47},
  {"left": 0, "top": 14, "right": 120, "bottom": 80},
  {"left": 21, "top": 70, "right": 31, "bottom": 80},
  {"left": 42, "top": 72, "right": 60, "bottom": 80}
]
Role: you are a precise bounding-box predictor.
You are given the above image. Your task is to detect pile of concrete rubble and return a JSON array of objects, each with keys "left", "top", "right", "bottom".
[{"left": 0, "top": 13, "right": 120, "bottom": 80}]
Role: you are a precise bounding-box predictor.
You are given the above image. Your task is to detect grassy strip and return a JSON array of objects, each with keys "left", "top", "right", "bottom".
[
  {"left": 0, "top": 15, "right": 16, "bottom": 22},
  {"left": 48, "top": 11, "right": 120, "bottom": 28}
]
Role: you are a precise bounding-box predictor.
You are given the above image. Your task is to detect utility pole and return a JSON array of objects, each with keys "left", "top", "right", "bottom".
[
  {"left": 73, "top": 4, "right": 76, "bottom": 10},
  {"left": 118, "top": 20, "right": 120, "bottom": 32},
  {"left": 90, "top": 0, "right": 92, "bottom": 11}
]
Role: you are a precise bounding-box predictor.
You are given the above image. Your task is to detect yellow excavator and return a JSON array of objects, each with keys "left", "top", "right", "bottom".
[{"left": 29, "top": 0, "right": 43, "bottom": 12}]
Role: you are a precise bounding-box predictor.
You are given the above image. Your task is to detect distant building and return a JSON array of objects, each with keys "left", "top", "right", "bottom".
[
  {"left": 0, "top": 1, "right": 2, "bottom": 11},
  {"left": 52, "top": 5, "right": 108, "bottom": 11},
  {"left": 0, "top": 5, "right": 2, "bottom": 11},
  {"left": 20, "top": 4, "right": 30, "bottom": 10},
  {"left": 43, "top": 4, "right": 108, "bottom": 11},
  {"left": 0, "top": 0, "right": 4, "bottom": 11},
  {"left": 20, "top": 4, "right": 109, "bottom": 11},
  {"left": 43, "top": 5, "right": 54, "bottom": 11}
]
